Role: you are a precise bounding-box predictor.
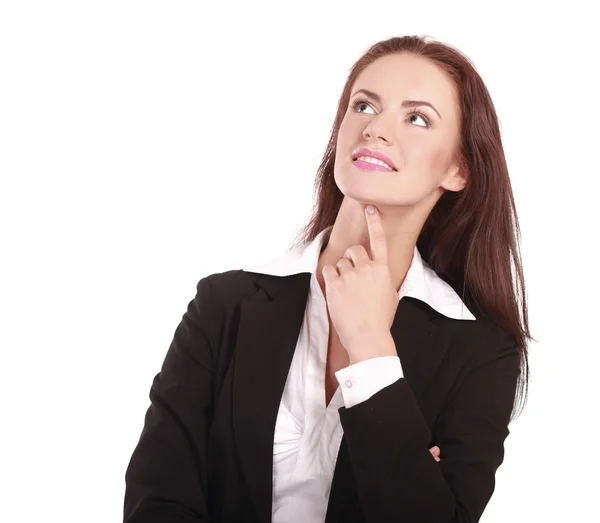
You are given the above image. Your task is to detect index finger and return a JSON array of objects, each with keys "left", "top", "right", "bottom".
[{"left": 364, "top": 204, "right": 388, "bottom": 262}]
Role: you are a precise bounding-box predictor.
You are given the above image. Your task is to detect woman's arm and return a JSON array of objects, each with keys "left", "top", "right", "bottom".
[
  {"left": 124, "top": 277, "right": 217, "bottom": 523},
  {"left": 338, "top": 326, "right": 520, "bottom": 523}
]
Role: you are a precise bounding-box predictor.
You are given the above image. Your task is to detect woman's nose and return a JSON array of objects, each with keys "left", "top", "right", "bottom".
[{"left": 362, "top": 119, "right": 393, "bottom": 144}]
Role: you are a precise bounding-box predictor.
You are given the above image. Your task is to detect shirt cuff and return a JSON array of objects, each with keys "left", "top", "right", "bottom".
[{"left": 334, "top": 356, "right": 404, "bottom": 409}]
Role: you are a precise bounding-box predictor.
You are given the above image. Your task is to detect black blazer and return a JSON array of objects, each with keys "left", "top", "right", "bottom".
[{"left": 124, "top": 269, "right": 520, "bottom": 523}]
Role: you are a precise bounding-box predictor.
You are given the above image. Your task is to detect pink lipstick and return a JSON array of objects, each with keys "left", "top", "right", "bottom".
[{"left": 351, "top": 147, "right": 397, "bottom": 172}]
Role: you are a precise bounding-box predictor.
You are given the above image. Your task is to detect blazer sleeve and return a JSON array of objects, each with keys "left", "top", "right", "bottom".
[
  {"left": 338, "top": 325, "right": 520, "bottom": 523},
  {"left": 123, "top": 276, "right": 217, "bottom": 523}
]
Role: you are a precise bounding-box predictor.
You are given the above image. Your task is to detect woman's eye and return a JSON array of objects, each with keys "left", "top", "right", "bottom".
[
  {"left": 408, "top": 112, "right": 429, "bottom": 127},
  {"left": 353, "top": 100, "right": 374, "bottom": 114}
]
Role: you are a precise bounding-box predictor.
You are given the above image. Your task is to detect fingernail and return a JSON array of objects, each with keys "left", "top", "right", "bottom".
[{"left": 365, "top": 205, "right": 375, "bottom": 214}]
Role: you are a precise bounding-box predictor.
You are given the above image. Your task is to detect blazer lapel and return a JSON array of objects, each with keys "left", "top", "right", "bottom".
[
  {"left": 392, "top": 297, "right": 450, "bottom": 400},
  {"left": 326, "top": 297, "right": 448, "bottom": 523},
  {"left": 232, "top": 272, "right": 311, "bottom": 523}
]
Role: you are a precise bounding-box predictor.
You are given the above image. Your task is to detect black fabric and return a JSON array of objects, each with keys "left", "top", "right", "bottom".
[{"left": 124, "top": 269, "right": 519, "bottom": 523}]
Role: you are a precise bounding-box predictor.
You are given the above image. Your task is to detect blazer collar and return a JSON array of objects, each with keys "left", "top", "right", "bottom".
[{"left": 243, "top": 225, "right": 475, "bottom": 321}]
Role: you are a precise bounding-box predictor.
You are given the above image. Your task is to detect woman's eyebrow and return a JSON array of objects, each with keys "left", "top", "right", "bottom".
[{"left": 351, "top": 88, "right": 442, "bottom": 120}]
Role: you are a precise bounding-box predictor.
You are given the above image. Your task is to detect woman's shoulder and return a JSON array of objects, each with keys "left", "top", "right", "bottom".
[
  {"left": 200, "top": 268, "right": 309, "bottom": 306},
  {"left": 198, "top": 269, "right": 257, "bottom": 304},
  {"left": 444, "top": 307, "right": 519, "bottom": 368}
]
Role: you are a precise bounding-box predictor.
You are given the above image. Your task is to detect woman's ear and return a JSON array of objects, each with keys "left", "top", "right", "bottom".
[{"left": 441, "top": 165, "right": 467, "bottom": 193}]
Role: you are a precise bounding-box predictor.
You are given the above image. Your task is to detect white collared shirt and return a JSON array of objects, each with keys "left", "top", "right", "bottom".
[{"left": 243, "top": 226, "right": 475, "bottom": 523}]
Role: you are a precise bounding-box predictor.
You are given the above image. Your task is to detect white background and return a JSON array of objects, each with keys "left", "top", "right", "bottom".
[{"left": 1, "top": 1, "right": 598, "bottom": 521}]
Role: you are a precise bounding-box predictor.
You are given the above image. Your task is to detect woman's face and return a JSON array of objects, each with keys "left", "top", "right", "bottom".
[{"left": 334, "top": 53, "right": 466, "bottom": 210}]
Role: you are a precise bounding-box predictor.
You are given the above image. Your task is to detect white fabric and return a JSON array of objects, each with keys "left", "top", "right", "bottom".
[
  {"left": 242, "top": 226, "right": 475, "bottom": 523},
  {"left": 335, "top": 356, "right": 403, "bottom": 408}
]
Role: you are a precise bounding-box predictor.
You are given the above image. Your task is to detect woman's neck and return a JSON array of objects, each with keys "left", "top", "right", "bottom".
[{"left": 316, "top": 197, "right": 425, "bottom": 295}]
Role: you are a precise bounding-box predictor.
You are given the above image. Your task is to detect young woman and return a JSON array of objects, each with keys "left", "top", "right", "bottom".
[{"left": 124, "top": 35, "right": 531, "bottom": 523}]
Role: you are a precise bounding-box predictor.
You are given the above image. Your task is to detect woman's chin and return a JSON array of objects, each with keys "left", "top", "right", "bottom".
[{"left": 335, "top": 172, "right": 387, "bottom": 203}]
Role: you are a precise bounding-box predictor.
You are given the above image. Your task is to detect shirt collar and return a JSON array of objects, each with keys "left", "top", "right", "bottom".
[{"left": 243, "top": 226, "right": 475, "bottom": 321}]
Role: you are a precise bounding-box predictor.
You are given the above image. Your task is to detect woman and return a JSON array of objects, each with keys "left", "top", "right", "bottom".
[{"left": 124, "top": 35, "right": 530, "bottom": 523}]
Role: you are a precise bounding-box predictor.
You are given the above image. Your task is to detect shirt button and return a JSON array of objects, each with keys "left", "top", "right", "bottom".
[{"left": 344, "top": 378, "right": 353, "bottom": 388}]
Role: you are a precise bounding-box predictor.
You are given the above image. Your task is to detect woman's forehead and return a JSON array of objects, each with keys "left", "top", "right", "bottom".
[{"left": 352, "top": 54, "right": 459, "bottom": 115}]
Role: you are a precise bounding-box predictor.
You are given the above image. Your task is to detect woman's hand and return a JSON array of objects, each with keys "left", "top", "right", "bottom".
[
  {"left": 321, "top": 205, "right": 399, "bottom": 364},
  {"left": 429, "top": 446, "right": 441, "bottom": 462}
]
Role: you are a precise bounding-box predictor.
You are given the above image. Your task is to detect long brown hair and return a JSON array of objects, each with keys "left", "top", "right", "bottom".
[{"left": 291, "top": 35, "right": 531, "bottom": 420}]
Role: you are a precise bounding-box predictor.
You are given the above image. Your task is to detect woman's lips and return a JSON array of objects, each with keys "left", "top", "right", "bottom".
[
  {"left": 351, "top": 147, "right": 397, "bottom": 170},
  {"left": 352, "top": 159, "right": 395, "bottom": 172}
]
